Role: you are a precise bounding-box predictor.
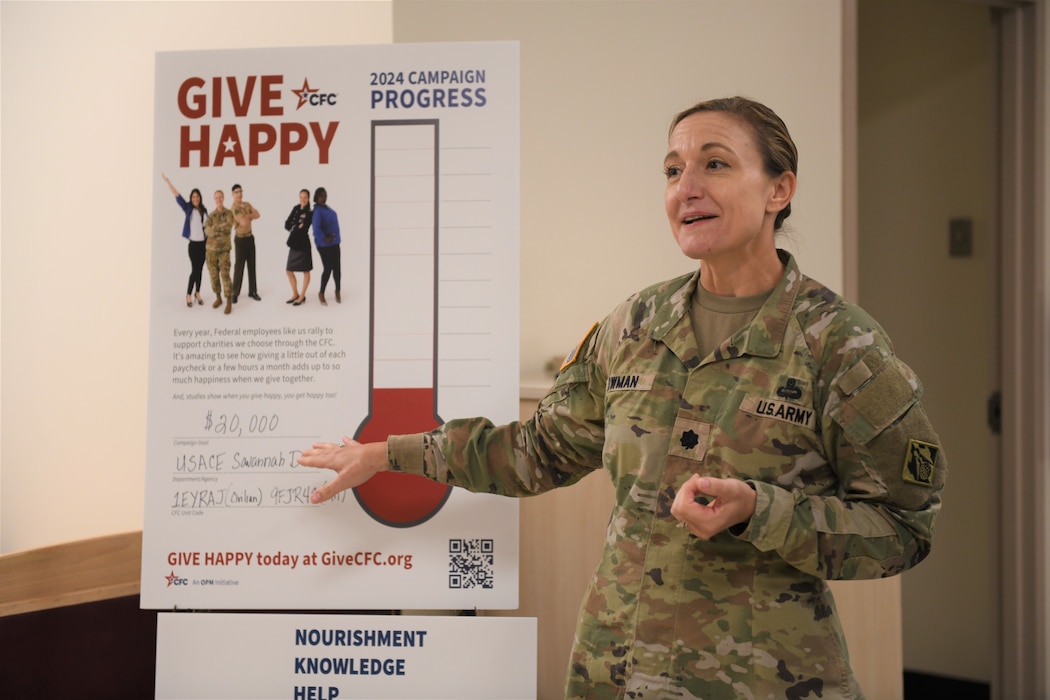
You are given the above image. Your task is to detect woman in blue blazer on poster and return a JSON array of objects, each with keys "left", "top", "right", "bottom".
[{"left": 163, "top": 173, "right": 208, "bottom": 308}]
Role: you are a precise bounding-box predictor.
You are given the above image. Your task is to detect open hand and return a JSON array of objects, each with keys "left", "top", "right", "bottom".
[{"left": 297, "top": 437, "right": 388, "bottom": 504}]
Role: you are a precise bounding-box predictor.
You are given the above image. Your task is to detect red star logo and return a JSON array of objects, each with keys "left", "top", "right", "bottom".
[
  {"left": 292, "top": 78, "right": 318, "bottom": 110},
  {"left": 165, "top": 570, "right": 179, "bottom": 587}
]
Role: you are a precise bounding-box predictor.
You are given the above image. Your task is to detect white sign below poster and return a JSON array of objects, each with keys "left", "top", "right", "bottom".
[
  {"left": 142, "top": 41, "right": 520, "bottom": 611},
  {"left": 155, "top": 613, "right": 537, "bottom": 700}
]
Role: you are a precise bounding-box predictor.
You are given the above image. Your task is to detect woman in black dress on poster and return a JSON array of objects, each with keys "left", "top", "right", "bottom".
[{"left": 284, "top": 188, "right": 313, "bottom": 306}]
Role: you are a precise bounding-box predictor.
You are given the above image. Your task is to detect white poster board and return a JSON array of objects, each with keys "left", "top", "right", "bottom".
[
  {"left": 155, "top": 613, "right": 536, "bottom": 699},
  {"left": 142, "top": 42, "right": 520, "bottom": 610}
]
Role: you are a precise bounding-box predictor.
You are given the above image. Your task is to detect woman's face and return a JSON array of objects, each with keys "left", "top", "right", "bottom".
[
  {"left": 663, "top": 111, "right": 791, "bottom": 267},
  {"left": 190, "top": 191, "right": 201, "bottom": 207},
  {"left": 299, "top": 190, "right": 310, "bottom": 207}
]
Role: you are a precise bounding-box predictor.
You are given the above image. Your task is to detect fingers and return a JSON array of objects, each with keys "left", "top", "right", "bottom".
[
  {"left": 303, "top": 437, "right": 356, "bottom": 452},
  {"left": 670, "top": 474, "right": 710, "bottom": 525},
  {"left": 303, "top": 452, "right": 351, "bottom": 505},
  {"left": 297, "top": 447, "right": 334, "bottom": 465},
  {"left": 298, "top": 438, "right": 378, "bottom": 505},
  {"left": 309, "top": 468, "right": 355, "bottom": 504},
  {"left": 678, "top": 474, "right": 708, "bottom": 500},
  {"left": 299, "top": 441, "right": 344, "bottom": 462},
  {"left": 296, "top": 441, "right": 343, "bottom": 504},
  {"left": 671, "top": 475, "right": 754, "bottom": 539},
  {"left": 310, "top": 481, "right": 336, "bottom": 504}
]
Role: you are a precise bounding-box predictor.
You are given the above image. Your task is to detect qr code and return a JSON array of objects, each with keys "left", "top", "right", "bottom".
[{"left": 448, "top": 538, "right": 494, "bottom": 589}]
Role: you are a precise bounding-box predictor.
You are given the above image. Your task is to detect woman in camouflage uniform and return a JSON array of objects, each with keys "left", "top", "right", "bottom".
[{"left": 299, "top": 96, "right": 947, "bottom": 699}]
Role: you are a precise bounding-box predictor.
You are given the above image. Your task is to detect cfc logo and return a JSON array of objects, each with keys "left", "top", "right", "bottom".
[
  {"left": 165, "top": 570, "right": 189, "bottom": 587},
  {"left": 292, "top": 78, "right": 337, "bottom": 110}
]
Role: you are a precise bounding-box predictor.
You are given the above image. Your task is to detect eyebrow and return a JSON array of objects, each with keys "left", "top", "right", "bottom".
[{"left": 664, "top": 141, "right": 734, "bottom": 163}]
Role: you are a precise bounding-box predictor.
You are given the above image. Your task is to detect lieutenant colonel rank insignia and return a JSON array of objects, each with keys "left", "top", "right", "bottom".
[
  {"left": 902, "top": 439, "right": 939, "bottom": 486},
  {"left": 669, "top": 417, "right": 710, "bottom": 462}
]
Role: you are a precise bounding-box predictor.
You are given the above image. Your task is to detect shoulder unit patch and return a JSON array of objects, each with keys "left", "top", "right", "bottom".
[
  {"left": 902, "top": 439, "right": 939, "bottom": 486},
  {"left": 559, "top": 322, "right": 599, "bottom": 372}
]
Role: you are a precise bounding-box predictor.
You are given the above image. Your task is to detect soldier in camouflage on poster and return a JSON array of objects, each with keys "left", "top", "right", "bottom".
[
  {"left": 299, "top": 96, "right": 947, "bottom": 699},
  {"left": 204, "top": 189, "right": 236, "bottom": 315}
]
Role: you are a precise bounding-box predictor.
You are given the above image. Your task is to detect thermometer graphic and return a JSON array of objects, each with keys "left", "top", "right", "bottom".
[{"left": 352, "top": 119, "right": 452, "bottom": 527}]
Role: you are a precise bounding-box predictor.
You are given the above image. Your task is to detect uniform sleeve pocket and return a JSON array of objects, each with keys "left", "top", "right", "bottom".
[{"left": 829, "top": 350, "right": 919, "bottom": 446}]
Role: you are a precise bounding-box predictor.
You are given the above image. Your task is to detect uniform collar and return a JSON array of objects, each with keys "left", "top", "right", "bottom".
[{"left": 650, "top": 250, "right": 802, "bottom": 362}]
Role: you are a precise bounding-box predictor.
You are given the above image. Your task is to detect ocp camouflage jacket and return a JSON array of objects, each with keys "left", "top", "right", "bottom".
[{"left": 388, "top": 251, "right": 946, "bottom": 700}]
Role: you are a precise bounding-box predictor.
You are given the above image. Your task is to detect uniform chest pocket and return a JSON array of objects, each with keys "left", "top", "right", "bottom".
[
  {"left": 604, "top": 373, "right": 677, "bottom": 424},
  {"left": 705, "top": 391, "right": 828, "bottom": 487}
]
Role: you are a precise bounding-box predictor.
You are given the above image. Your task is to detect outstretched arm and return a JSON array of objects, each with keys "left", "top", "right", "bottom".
[{"left": 162, "top": 173, "right": 179, "bottom": 198}]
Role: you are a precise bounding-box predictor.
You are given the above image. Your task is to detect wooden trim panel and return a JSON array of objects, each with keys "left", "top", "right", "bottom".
[{"left": 0, "top": 531, "right": 142, "bottom": 617}]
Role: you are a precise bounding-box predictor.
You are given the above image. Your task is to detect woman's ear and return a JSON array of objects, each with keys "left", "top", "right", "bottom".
[{"left": 767, "top": 171, "right": 797, "bottom": 214}]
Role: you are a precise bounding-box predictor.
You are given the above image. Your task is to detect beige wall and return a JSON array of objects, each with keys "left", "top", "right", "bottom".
[{"left": 0, "top": 1, "right": 394, "bottom": 553}]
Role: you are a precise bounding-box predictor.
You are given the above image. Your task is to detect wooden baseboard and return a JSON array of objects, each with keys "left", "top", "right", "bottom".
[{"left": 0, "top": 531, "right": 142, "bottom": 617}]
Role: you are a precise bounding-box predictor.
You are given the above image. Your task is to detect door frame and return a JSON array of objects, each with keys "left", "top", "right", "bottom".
[{"left": 990, "top": 2, "right": 1048, "bottom": 698}]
